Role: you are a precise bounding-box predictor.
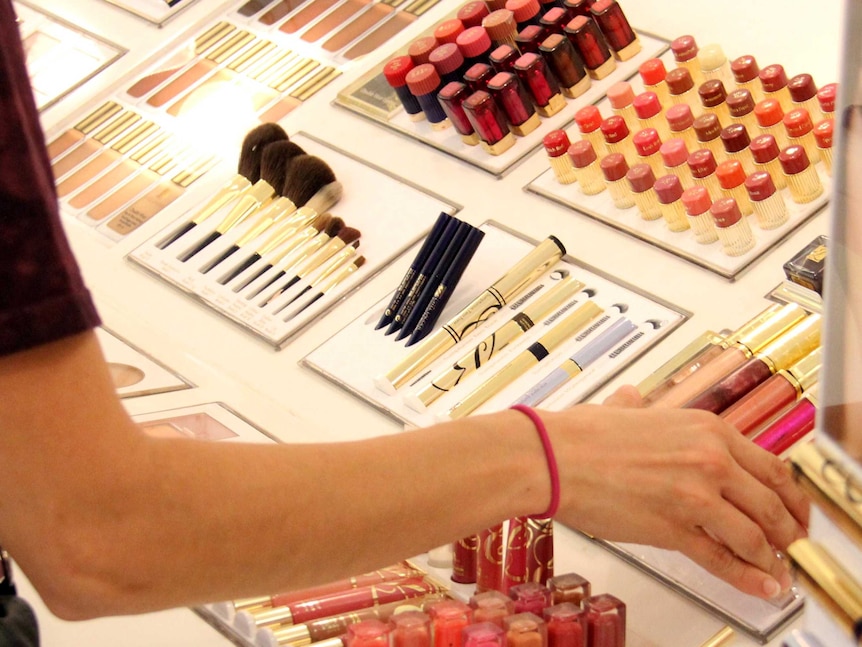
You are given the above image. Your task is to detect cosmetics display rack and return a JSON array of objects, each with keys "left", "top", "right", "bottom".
[
  {"left": 133, "top": 401, "right": 281, "bottom": 443},
  {"left": 99, "top": 0, "right": 202, "bottom": 25},
  {"left": 303, "top": 222, "right": 687, "bottom": 427},
  {"left": 526, "top": 47, "right": 833, "bottom": 280},
  {"left": 129, "top": 132, "right": 457, "bottom": 348},
  {"left": 96, "top": 326, "right": 193, "bottom": 398},
  {"left": 15, "top": 0, "right": 126, "bottom": 111},
  {"left": 335, "top": 18, "right": 668, "bottom": 176}
]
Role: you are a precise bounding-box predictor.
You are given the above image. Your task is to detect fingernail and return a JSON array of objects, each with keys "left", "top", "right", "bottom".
[{"left": 763, "top": 577, "right": 782, "bottom": 598}]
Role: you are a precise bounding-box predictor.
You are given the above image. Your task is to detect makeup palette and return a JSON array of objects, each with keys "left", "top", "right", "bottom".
[
  {"left": 96, "top": 327, "right": 192, "bottom": 398},
  {"left": 526, "top": 45, "right": 833, "bottom": 279},
  {"left": 335, "top": 9, "right": 668, "bottom": 175},
  {"left": 97, "top": 0, "right": 202, "bottom": 26},
  {"left": 13, "top": 0, "right": 125, "bottom": 111},
  {"left": 133, "top": 402, "right": 279, "bottom": 443},
  {"left": 302, "top": 221, "right": 687, "bottom": 429},
  {"left": 129, "top": 132, "right": 458, "bottom": 348}
]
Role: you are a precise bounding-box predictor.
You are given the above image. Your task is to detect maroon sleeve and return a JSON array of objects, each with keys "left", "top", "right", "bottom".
[{"left": 0, "top": 0, "right": 101, "bottom": 356}]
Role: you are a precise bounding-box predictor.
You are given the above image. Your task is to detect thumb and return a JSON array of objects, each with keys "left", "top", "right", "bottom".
[{"left": 603, "top": 384, "right": 645, "bottom": 408}]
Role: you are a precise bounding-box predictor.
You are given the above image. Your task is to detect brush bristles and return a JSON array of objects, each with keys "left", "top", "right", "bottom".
[
  {"left": 305, "top": 181, "right": 343, "bottom": 216},
  {"left": 281, "top": 155, "right": 336, "bottom": 207},
  {"left": 311, "top": 213, "right": 332, "bottom": 231},
  {"left": 324, "top": 217, "right": 345, "bottom": 237},
  {"left": 353, "top": 257, "right": 366, "bottom": 270},
  {"left": 336, "top": 226, "right": 361, "bottom": 246},
  {"left": 238, "top": 123, "right": 288, "bottom": 182},
  {"left": 259, "top": 140, "right": 305, "bottom": 191}
]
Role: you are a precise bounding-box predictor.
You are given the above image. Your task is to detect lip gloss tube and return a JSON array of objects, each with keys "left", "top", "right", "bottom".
[
  {"left": 660, "top": 138, "right": 692, "bottom": 189},
  {"left": 698, "top": 79, "right": 731, "bottom": 126},
  {"left": 686, "top": 148, "right": 722, "bottom": 199},
  {"left": 749, "top": 133, "right": 787, "bottom": 190},
  {"left": 439, "top": 82, "right": 481, "bottom": 146},
  {"left": 589, "top": 0, "right": 639, "bottom": 61},
  {"left": 816, "top": 82, "right": 837, "bottom": 117},
  {"left": 692, "top": 113, "right": 724, "bottom": 158},
  {"left": 539, "top": 33, "right": 590, "bottom": 98},
  {"left": 600, "top": 115, "right": 635, "bottom": 166},
  {"left": 407, "top": 64, "right": 451, "bottom": 130},
  {"left": 465, "top": 63, "right": 496, "bottom": 93},
  {"left": 429, "top": 599, "right": 474, "bottom": 647},
  {"left": 709, "top": 197, "right": 754, "bottom": 257},
  {"left": 384, "top": 56, "right": 425, "bottom": 122},
  {"left": 410, "top": 37, "right": 440, "bottom": 66},
  {"left": 753, "top": 385, "right": 818, "bottom": 455},
  {"left": 784, "top": 108, "right": 821, "bottom": 165},
  {"left": 457, "top": 27, "right": 494, "bottom": 70},
  {"left": 459, "top": 1, "right": 491, "bottom": 29},
  {"left": 745, "top": 171, "right": 788, "bottom": 230},
  {"left": 516, "top": 25, "right": 549, "bottom": 54},
  {"left": 666, "top": 103, "right": 700, "bottom": 153},
  {"left": 638, "top": 330, "right": 728, "bottom": 403},
  {"left": 633, "top": 127, "right": 664, "bottom": 178},
  {"left": 564, "top": 15, "right": 615, "bottom": 80},
  {"left": 547, "top": 573, "right": 591, "bottom": 606},
  {"left": 626, "top": 163, "right": 662, "bottom": 220},
  {"left": 484, "top": 9, "right": 520, "bottom": 49},
  {"left": 600, "top": 153, "right": 634, "bottom": 209},
  {"left": 639, "top": 58, "right": 670, "bottom": 107},
  {"left": 681, "top": 185, "right": 718, "bottom": 243},
  {"left": 540, "top": 7, "right": 570, "bottom": 35},
  {"left": 453, "top": 534, "right": 479, "bottom": 583},
  {"left": 759, "top": 64, "right": 794, "bottom": 114},
  {"left": 665, "top": 66, "right": 701, "bottom": 116},
  {"left": 574, "top": 105, "right": 607, "bottom": 156},
  {"left": 814, "top": 118, "right": 834, "bottom": 175},
  {"left": 430, "top": 44, "right": 468, "bottom": 87},
  {"left": 544, "top": 130, "right": 578, "bottom": 183},
  {"left": 514, "top": 52, "right": 567, "bottom": 117},
  {"left": 584, "top": 594, "right": 625, "bottom": 647},
  {"left": 716, "top": 159, "right": 753, "bottom": 216},
  {"left": 463, "top": 90, "right": 517, "bottom": 155},
  {"left": 654, "top": 174, "right": 690, "bottom": 232},
  {"left": 683, "top": 314, "right": 821, "bottom": 414},
  {"left": 464, "top": 623, "right": 507, "bottom": 647},
  {"left": 544, "top": 603, "right": 586, "bottom": 647},
  {"left": 731, "top": 54, "right": 763, "bottom": 103},
  {"left": 721, "top": 346, "right": 820, "bottom": 438},
  {"left": 505, "top": 613, "right": 548, "bottom": 647},
  {"left": 697, "top": 43, "right": 733, "bottom": 88},
  {"left": 471, "top": 591, "right": 516, "bottom": 627},
  {"left": 489, "top": 72, "right": 542, "bottom": 136},
  {"left": 568, "top": 140, "right": 605, "bottom": 194},
  {"left": 779, "top": 145, "right": 823, "bottom": 204},
  {"left": 720, "top": 123, "right": 755, "bottom": 176}
]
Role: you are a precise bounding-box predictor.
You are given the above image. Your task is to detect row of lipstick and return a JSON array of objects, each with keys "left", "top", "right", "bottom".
[
  {"left": 153, "top": 124, "right": 366, "bottom": 321},
  {"left": 208, "top": 562, "right": 626, "bottom": 647},
  {"left": 380, "top": 0, "right": 640, "bottom": 154}
]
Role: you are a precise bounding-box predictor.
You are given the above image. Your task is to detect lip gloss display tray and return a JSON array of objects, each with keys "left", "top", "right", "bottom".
[
  {"left": 301, "top": 221, "right": 688, "bottom": 429},
  {"left": 128, "top": 132, "right": 458, "bottom": 349},
  {"left": 335, "top": 26, "right": 669, "bottom": 177},
  {"left": 525, "top": 48, "right": 832, "bottom": 280}
]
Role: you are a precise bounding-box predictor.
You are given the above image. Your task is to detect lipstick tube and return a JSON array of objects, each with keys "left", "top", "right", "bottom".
[
  {"left": 697, "top": 43, "right": 733, "bottom": 88},
  {"left": 547, "top": 573, "right": 591, "bottom": 606},
  {"left": 508, "top": 0, "right": 543, "bottom": 29},
  {"left": 490, "top": 44, "right": 521, "bottom": 74},
  {"left": 720, "top": 123, "right": 755, "bottom": 177},
  {"left": 600, "top": 153, "right": 634, "bottom": 209},
  {"left": 754, "top": 98, "right": 789, "bottom": 150},
  {"left": 589, "top": 0, "right": 639, "bottom": 61},
  {"left": 698, "top": 626, "right": 735, "bottom": 647},
  {"left": 633, "top": 91, "right": 669, "bottom": 141},
  {"left": 539, "top": 7, "right": 569, "bottom": 33},
  {"left": 660, "top": 138, "right": 692, "bottom": 189},
  {"left": 444, "top": 300, "right": 602, "bottom": 419},
  {"left": 513, "top": 52, "right": 566, "bottom": 117},
  {"left": 465, "top": 63, "right": 496, "bottom": 93},
  {"left": 666, "top": 66, "right": 701, "bottom": 116},
  {"left": 471, "top": 591, "right": 516, "bottom": 627},
  {"left": 457, "top": 26, "right": 494, "bottom": 70},
  {"left": 484, "top": 9, "right": 520, "bottom": 48},
  {"left": 687, "top": 148, "right": 722, "bottom": 199},
  {"left": 407, "top": 64, "right": 451, "bottom": 130},
  {"left": 516, "top": 25, "right": 549, "bottom": 54},
  {"left": 817, "top": 82, "right": 837, "bottom": 117},
  {"left": 574, "top": 105, "right": 607, "bottom": 156},
  {"left": 523, "top": 517, "right": 553, "bottom": 584},
  {"left": 439, "top": 82, "right": 481, "bottom": 146},
  {"left": 731, "top": 54, "right": 763, "bottom": 103},
  {"left": 626, "top": 163, "right": 662, "bottom": 221},
  {"left": 384, "top": 56, "right": 425, "bottom": 122},
  {"left": 759, "top": 64, "right": 794, "bottom": 114},
  {"left": 463, "top": 90, "right": 517, "bottom": 155},
  {"left": 654, "top": 174, "right": 690, "bottom": 232},
  {"left": 779, "top": 145, "right": 823, "bottom": 204},
  {"left": 814, "top": 118, "right": 834, "bottom": 175},
  {"left": 632, "top": 128, "right": 664, "bottom": 179},
  {"left": 459, "top": 1, "right": 492, "bottom": 29},
  {"left": 564, "top": 15, "right": 615, "bottom": 80},
  {"left": 638, "top": 330, "right": 727, "bottom": 402},
  {"left": 716, "top": 159, "right": 753, "bottom": 216},
  {"left": 745, "top": 170, "right": 788, "bottom": 230},
  {"left": 648, "top": 302, "right": 806, "bottom": 409},
  {"left": 539, "top": 33, "right": 590, "bottom": 98},
  {"left": 476, "top": 525, "right": 505, "bottom": 593},
  {"left": 380, "top": 237, "right": 566, "bottom": 392},
  {"left": 430, "top": 43, "right": 468, "bottom": 87},
  {"left": 463, "top": 622, "right": 507, "bottom": 647},
  {"left": 543, "top": 603, "right": 586, "bottom": 647},
  {"left": 390, "top": 610, "right": 432, "bottom": 647},
  {"left": 345, "top": 619, "right": 392, "bottom": 647},
  {"left": 681, "top": 185, "right": 718, "bottom": 244},
  {"left": 666, "top": 103, "right": 700, "bottom": 153},
  {"left": 409, "top": 37, "right": 440, "bottom": 66},
  {"left": 600, "top": 115, "right": 635, "bottom": 166},
  {"left": 504, "top": 613, "right": 548, "bottom": 647},
  {"left": 788, "top": 73, "right": 824, "bottom": 124},
  {"left": 670, "top": 35, "right": 703, "bottom": 86},
  {"left": 683, "top": 314, "right": 821, "bottom": 414},
  {"left": 784, "top": 108, "right": 822, "bottom": 165},
  {"left": 721, "top": 346, "right": 820, "bottom": 438},
  {"left": 509, "top": 583, "right": 552, "bottom": 616},
  {"left": 584, "top": 594, "right": 625, "bottom": 647},
  {"left": 692, "top": 112, "right": 724, "bottom": 158},
  {"left": 698, "top": 79, "right": 731, "bottom": 126},
  {"left": 489, "top": 72, "right": 542, "bottom": 136},
  {"left": 753, "top": 386, "right": 817, "bottom": 455},
  {"left": 567, "top": 140, "right": 605, "bottom": 195},
  {"left": 435, "top": 19, "right": 467, "bottom": 46},
  {"left": 453, "top": 534, "right": 479, "bottom": 584},
  {"left": 639, "top": 58, "right": 670, "bottom": 106},
  {"left": 543, "top": 130, "right": 578, "bottom": 184},
  {"left": 727, "top": 88, "right": 758, "bottom": 133},
  {"left": 749, "top": 133, "right": 787, "bottom": 190},
  {"left": 607, "top": 80, "right": 636, "bottom": 125}
]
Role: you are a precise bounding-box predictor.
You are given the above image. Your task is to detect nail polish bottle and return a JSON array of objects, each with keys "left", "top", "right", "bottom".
[
  {"left": 670, "top": 34, "right": 703, "bottom": 86},
  {"left": 681, "top": 185, "right": 718, "bottom": 243},
  {"left": 687, "top": 148, "right": 722, "bottom": 198},
  {"left": 633, "top": 127, "right": 664, "bottom": 178},
  {"left": 600, "top": 152, "right": 634, "bottom": 208},
  {"left": 584, "top": 594, "right": 625, "bottom": 647},
  {"left": 639, "top": 58, "right": 670, "bottom": 107},
  {"left": 816, "top": 82, "right": 837, "bottom": 117},
  {"left": 754, "top": 98, "right": 789, "bottom": 150},
  {"left": 788, "top": 74, "right": 824, "bottom": 124},
  {"left": 607, "top": 81, "right": 637, "bottom": 125},
  {"left": 721, "top": 346, "right": 821, "bottom": 439},
  {"left": 697, "top": 43, "right": 733, "bottom": 88},
  {"left": 463, "top": 623, "right": 506, "bottom": 647},
  {"left": 759, "top": 64, "right": 794, "bottom": 113},
  {"left": 753, "top": 384, "right": 818, "bottom": 455},
  {"left": 547, "top": 573, "right": 591, "bottom": 606},
  {"left": 540, "top": 7, "right": 570, "bottom": 35},
  {"left": 783, "top": 108, "right": 821, "bottom": 164},
  {"left": 745, "top": 170, "right": 788, "bottom": 230},
  {"left": 543, "top": 130, "right": 578, "bottom": 184},
  {"left": 457, "top": 27, "right": 494, "bottom": 70},
  {"left": 749, "top": 133, "right": 787, "bottom": 190},
  {"left": 779, "top": 145, "right": 823, "bottom": 204},
  {"left": 716, "top": 159, "right": 753, "bottom": 216},
  {"left": 507, "top": 0, "right": 543, "bottom": 29},
  {"left": 470, "top": 591, "right": 516, "bottom": 627},
  {"left": 346, "top": 619, "right": 392, "bottom": 647},
  {"left": 514, "top": 52, "right": 567, "bottom": 117},
  {"left": 568, "top": 140, "right": 605, "bottom": 195},
  {"left": 516, "top": 24, "right": 549, "bottom": 54},
  {"left": 484, "top": 9, "right": 520, "bottom": 49},
  {"left": 813, "top": 118, "right": 834, "bottom": 175},
  {"left": 384, "top": 56, "right": 425, "bottom": 122},
  {"left": 488, "top": 71, "right": 541, "bottom": 136},
  {"left": 504, "top": 614, "right": 548, "bottom": 647},
  {"left": 564, "top": 15, "right": 616, "bottom": 80},
  {"left": 438, "top": 82, "right": 481, "bottom": 145},
  {"left": 709, "top": 196, "right": 755, "bottom": 257},
  {"left": 510, "top": 583, "right": 552, "bottom": 615},
  {"left": 720, "top": 123, "right": 755, "bottom": 176},
  {"left": 458, "top": 1, "right": 491, "bottom": 29},
  {"left": 660, "top": 137, "right": 692, "bottom": 189},
  {"left": 539, "top": 33, "right": 590, "bottom": 98},
  {"left": 544, "top": 604, "right": 586, "bottom": 647},
  {"left": 692, "top": 112, "right": 724, "bottom": 158},
  {"left": 600, "top": 115, "right": 635, "bottom": 165},
  {"left": 654, "top": 174, "right": 690, "bottom": 232},
  {"left": 428, "top": 599, "right": 474, "bottom": 647},
  {"left": 589, "top": 0, "right": 640, "bottom": 61},
  {"left": 727, "top": 88, "right": 758, "bottom": 133},
  {"left": 665, "top": 103, "right": 700, "bottom": 152},
  {"left": 633, "top": 91, "right": 669, "bottom": 141},
  {"left": 463, "top": 90, "right": 517, "bottom": 155},
  {"left": 436, "top": 19, "right": 467, "bottom": 45},
  {"left": 666, "top": 66, "right": 701, "bottom": 116},
  {"left": 731, "top": 54, "right": 763, "bottom": 102},
  {"left": 430, "top": 43, "right": 467, "bottom": 86},
  {"left": 574, "top": 105, "right": 607, "bottom": 156},
  {"left": 626, "top": 163, "right": 662, "bottom": 221},
  {"left": 490, "top": 44, "right": 520, "bottom": 73},
  {"left": 698, "top": 79, "right": 731, "bottom": 126},
  {"left": 391, "top": 611, "right": 432, "bottom": 647},
  {"left": 464, "top": 63, "right": 496, "bottom": 93},
  {"left": 409, "top": 36, "right": 439, "bottom": 65},
  {"left": 407, "top": 64, "right": 451, "bottom": 130}
]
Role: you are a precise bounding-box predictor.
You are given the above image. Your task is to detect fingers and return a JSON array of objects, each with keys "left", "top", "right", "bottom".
[{"left": 602, "top": 384, "right": 644, "bottom": 408}]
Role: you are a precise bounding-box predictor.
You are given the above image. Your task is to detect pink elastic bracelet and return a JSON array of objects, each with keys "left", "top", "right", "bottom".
[{"left": 511, "top": 404, "right": 560, "bottom": 519}]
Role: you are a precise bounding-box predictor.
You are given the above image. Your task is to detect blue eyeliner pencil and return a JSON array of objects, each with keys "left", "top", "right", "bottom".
[
  {"left": 513, "top": 318, "right": 639, "bottom": 407},
  {"left": 394, "top": 221, "right": 476, "bottom": 342},
  {"left": 405, "top": 226, "right": 485, "bottom": 346},
  {"left": 376, "top": 212, "right": 452, "bottom": 330}
]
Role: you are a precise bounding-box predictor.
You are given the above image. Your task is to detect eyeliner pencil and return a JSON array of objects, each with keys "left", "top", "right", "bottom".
[{"left": 376, "top": 212, "right": 452, "bottom": 330}]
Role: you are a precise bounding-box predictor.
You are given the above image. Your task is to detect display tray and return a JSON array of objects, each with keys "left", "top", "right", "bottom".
[
  {"left": 128, "top": 132, "right": 458, "bottom": 349},
  {"left": 96, "top": 327, "right": 193, "bottom": 398},
  {"left": 302, "top": 221, "right": 688, "bottom": 428},
  {"left": 14, "top": 0, "right": 125, "bottom": 111},
  {"left": 132, "top": 401, "right": 279, "bottom": 443},
  {"left": 335, "top": 23, "right": 669, "bottom": 177},
  {"left": 525, "top": 47, "right": 832, "bottom": 280},
  {"left": 99, "top": 0, "right": 202, "bottom": 26}
]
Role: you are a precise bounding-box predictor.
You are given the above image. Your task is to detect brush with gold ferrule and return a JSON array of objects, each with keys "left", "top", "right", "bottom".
[
  {"left": 443, "top": 300, "right": 603, "bottom": 419},
  {"left": 156, "top": 123, "right": 288, "bottom": 249},
  {"left": 276, "top": 241, "right": 361, "bottom": 311},
  {"left": 283, "top": 256, "right": 367, "bottom": 322},
  {"left": 176, "top": 138, "right": 297, "bottom": 262}
]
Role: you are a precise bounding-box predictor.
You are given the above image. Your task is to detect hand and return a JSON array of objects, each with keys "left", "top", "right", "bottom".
[{"left": 546, "top": 386, "right": 809, "bottom": 600}]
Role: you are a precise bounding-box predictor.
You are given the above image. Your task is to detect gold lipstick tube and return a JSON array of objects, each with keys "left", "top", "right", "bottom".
[
  {"left": 445, "top": 301, "right": 602, "bottom": 419},
  {"left": 698, "top": 626, "right": 734, "bottom": 647},
  {"left": 378, "top": 236, "right": 566, "bottom": 393}
]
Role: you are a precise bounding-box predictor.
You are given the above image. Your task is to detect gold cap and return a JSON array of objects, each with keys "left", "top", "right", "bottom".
[
  {"left": 756, "top": 314, "right": 821, "bottom": 371},
  {"left": 698, "top": 626, "right": 734, "bottom": 647},
  {"left": 724, "top": 303, "right": 784, "bottom": 345},
  {"left": 269, "top": 624, "right": 311, "bottom": 646},
  {"left": 733, "top": 303, "right": 807, "bottom": 354},
  {"left": 783, "top": 346, "right": 822, "bottom": 394}
]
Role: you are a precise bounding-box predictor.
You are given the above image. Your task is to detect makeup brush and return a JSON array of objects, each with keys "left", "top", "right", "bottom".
[
  {"left": 276, "top": 241, "right": 360, "bottom": 310},
  {"left": 228, "top": 182, "right": 342, "bottom": 291},
  {"left": 156, "top": 123, "right": 287, "bottom": 249},
  {"left": 176, "top": 138, "right": 297, "bottom": 262},
  {"left": 272, "top": 226, "right": 360, "bottom": 296},
  {"left": 208, "top": 155, "right": 338, "bottom": 281},
  {"left": 283, "top": 256, "right": 367, "bottom": 322}
]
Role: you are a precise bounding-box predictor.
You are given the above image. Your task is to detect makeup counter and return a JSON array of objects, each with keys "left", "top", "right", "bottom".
[{"left": 12, "top": 0, "right": 861, "bottom": 645}]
